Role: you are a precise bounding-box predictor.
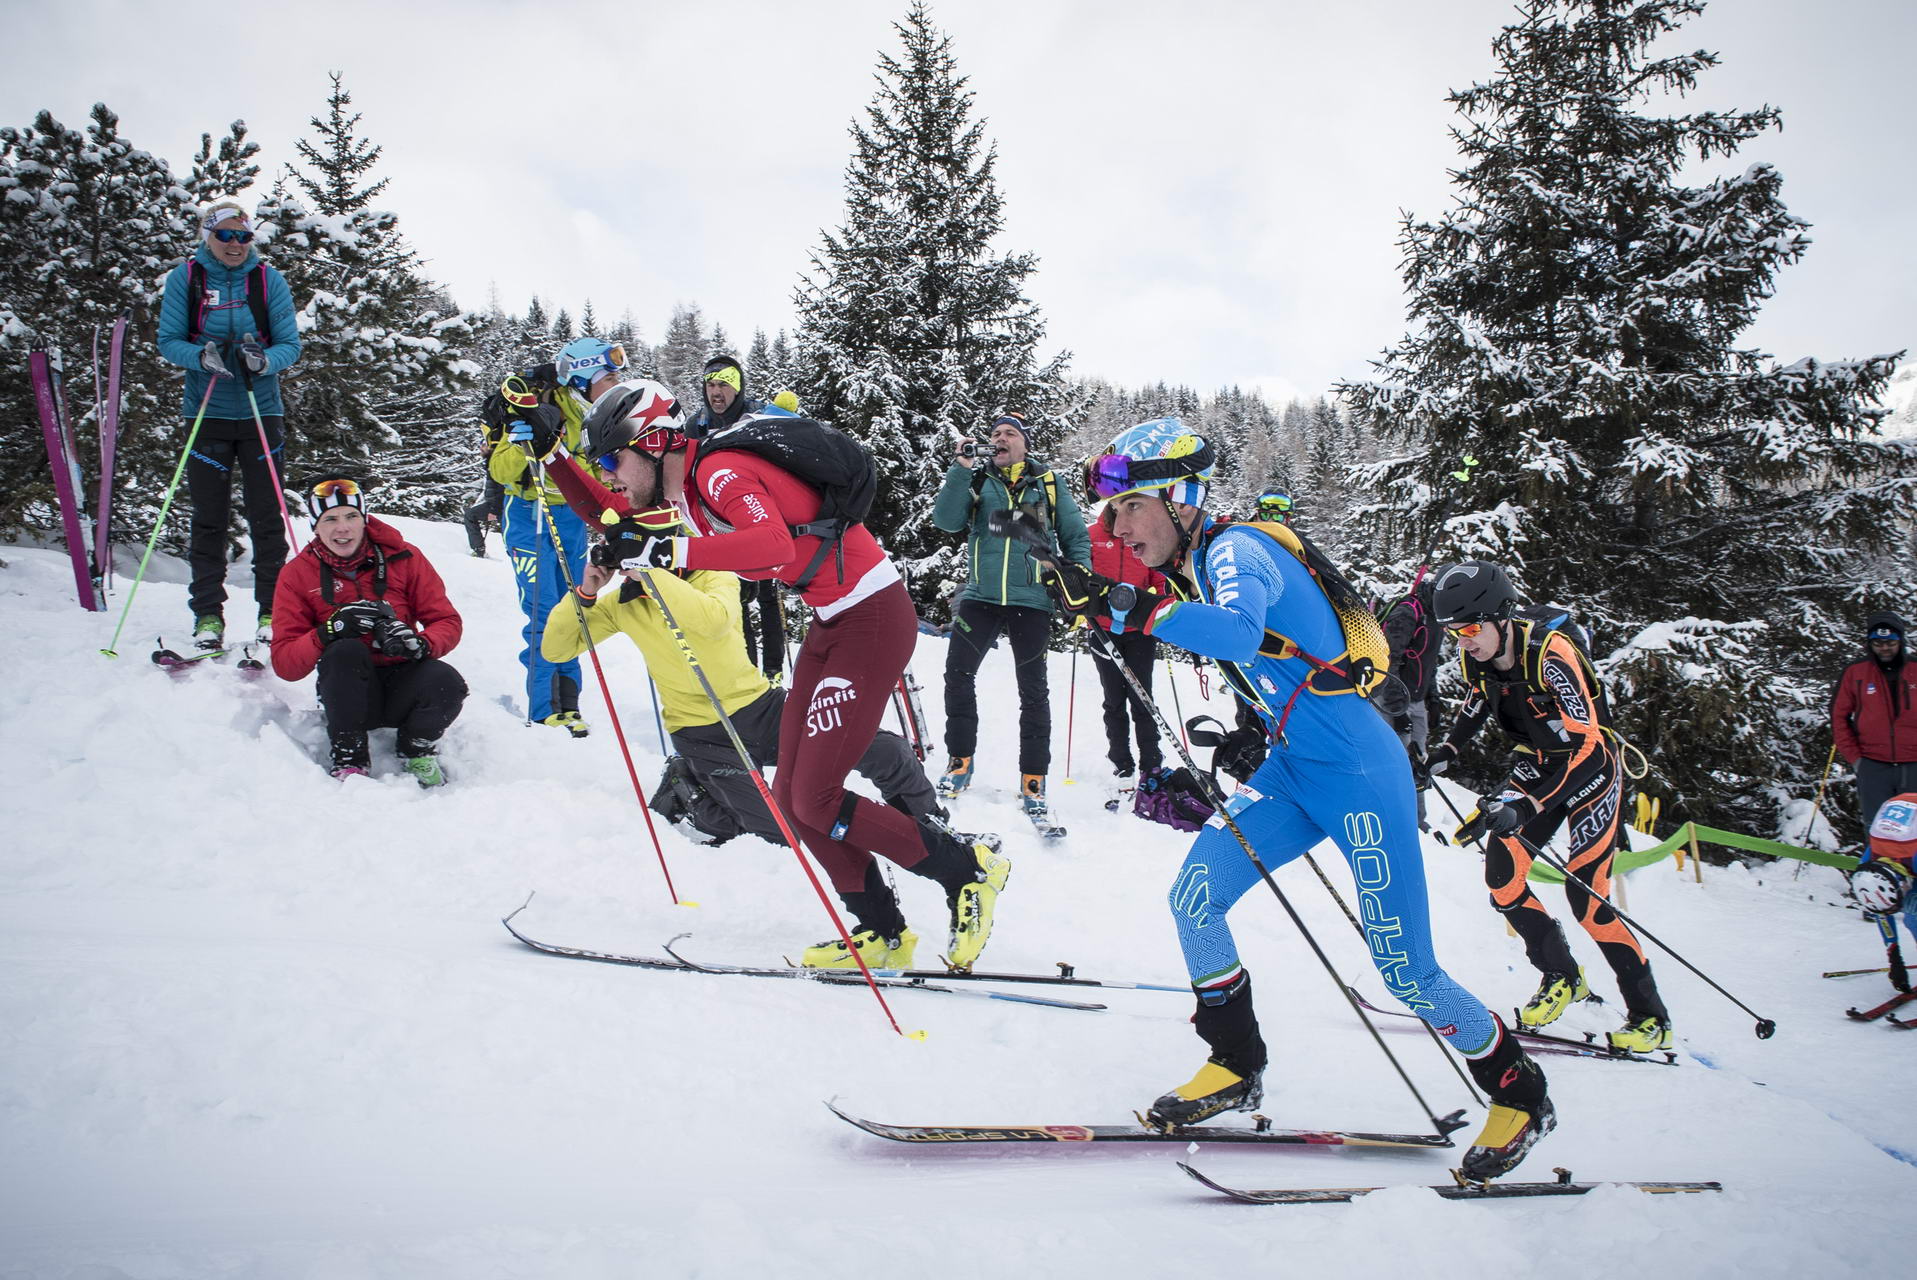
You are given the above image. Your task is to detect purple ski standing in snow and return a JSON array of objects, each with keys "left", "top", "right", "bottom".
[{"left": 30, "top": 341, "right": 103, "bottom": 610}]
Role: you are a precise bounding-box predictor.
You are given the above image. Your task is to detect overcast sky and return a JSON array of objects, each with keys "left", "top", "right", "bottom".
[{"left": 4, "top": 0, "right": 1911, "bottom": 405}]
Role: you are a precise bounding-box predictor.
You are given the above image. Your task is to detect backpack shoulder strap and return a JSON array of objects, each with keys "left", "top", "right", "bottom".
[
  {"left": 185, "top": 260, "right": 207, "bottom": 343},
  {"left": 245, "top": 264, "right": 272, "bottom": 344}
]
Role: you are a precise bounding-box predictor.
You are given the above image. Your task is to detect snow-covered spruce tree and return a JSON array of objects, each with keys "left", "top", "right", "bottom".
[
  {"left": 1341, "top": 0, "right": 1912, "bottom": 837},
  {"left": 274, "top": 73, "right": 476, "bottom": 515},
  {"left": 794, "top": 0, "right": 1071, "bottom": 615},
  {"left": 549, "top": 307, "right": 573, "bottom": 345},
  {"left": 0, "top": 105, "right": 212, "bottom": 541},
  {"left": 653, "top": 303, "right": 709, "bottom": 405}
]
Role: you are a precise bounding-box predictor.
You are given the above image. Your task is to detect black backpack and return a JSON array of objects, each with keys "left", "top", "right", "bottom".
[
  {"left": 183, "top": 260, "right": 272, "bottom": 345},
  {"left": 696, "top": 414, "right": 878, "bottom": 591}
]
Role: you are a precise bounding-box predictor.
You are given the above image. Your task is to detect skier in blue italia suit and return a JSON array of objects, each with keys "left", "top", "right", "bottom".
[{"left": 1045, "top": 418, "right": 1555, "bottom": 1182}]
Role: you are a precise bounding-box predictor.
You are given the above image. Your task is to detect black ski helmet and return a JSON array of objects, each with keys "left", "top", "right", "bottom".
[
  {"left": 1431, "top": 560, "right": 1518, "bottom": 625},
  {"left": 583, "top": 378, "right": 685, "bottom": 462}
]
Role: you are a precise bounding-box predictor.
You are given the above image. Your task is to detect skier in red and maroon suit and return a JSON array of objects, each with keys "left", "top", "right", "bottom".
[
  {"left": 527, "top": 382, "right": 1010, "bottom": 971},
  {"left": 271, "top": 478, "right": 467, "bottom": 784},
  {"left": 1087, "top": 510, "right": 1168, "bottom": 780}
]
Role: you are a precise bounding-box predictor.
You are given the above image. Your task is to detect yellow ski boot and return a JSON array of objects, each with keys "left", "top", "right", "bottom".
[
  {"left": 800, "top": 927, "right": 919, "bottom": 970},
  {"left": 1516, "top": 967, "right": 1588, "bottom": 1030},
  {"left": 946, "top": 843, "right": 1011, "bottom": 971}
]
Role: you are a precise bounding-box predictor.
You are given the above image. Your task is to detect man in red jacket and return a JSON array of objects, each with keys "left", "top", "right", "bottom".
[
  {"left": 271, "top": 479, "right": 467, "bottom": 784},
  {"left": 1087, "top": 507, "right": 1166, "bottom": 781},
  {"left": 1833, "top": 611, "right": 1917, "bottom": 829}
]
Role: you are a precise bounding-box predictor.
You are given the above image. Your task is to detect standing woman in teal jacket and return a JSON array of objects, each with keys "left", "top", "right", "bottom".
[
  {"left": 930, "top": 412, "right": 1092, "bottom": 830},
  {"left": 156, "top": 199, "right": 303, "bottom": 650}
]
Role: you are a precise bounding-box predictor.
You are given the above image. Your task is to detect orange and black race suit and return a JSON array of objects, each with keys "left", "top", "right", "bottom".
[{"left": 1443, "top": 622, "right": 1667, "bottom": 1021}]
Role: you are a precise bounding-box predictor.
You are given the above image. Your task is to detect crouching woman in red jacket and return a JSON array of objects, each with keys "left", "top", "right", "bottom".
[{"left": 271, "top": 479, "right": 468, "bottom": 784}]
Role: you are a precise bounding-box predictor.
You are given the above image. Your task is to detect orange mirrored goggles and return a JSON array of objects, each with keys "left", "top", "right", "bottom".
[{"left": 1445, "top": 620, "right": 1487, "bottom": 640}]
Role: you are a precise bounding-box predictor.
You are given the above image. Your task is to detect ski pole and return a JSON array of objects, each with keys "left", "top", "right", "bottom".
[
  {"left": 1063, "top": 645, "right": 1077, "bottom": 783},
  {"left": 648, "top": 678, "right": 670, "bottom": 755},
  {"left": 238, "top": 343, "right": 301, "bottom": 556},
  {"left": 101, "top": 380, "right": 217, "bottom": 659},
  {"left": 1164, "top": 657, "right": 1189, "bottom": 753},
  {"left": 996, "top": 517, "right": 1459, "bottom": 1132},
  {"left": 1793, "top": 744, "right": 1839, "bottom": 880},
  {"left": 1431, "top": 782, "right": 1777, "bottom": 1038},
  {"left": 631, "top": 564, "right": 915, "bottom": 1039},
  {"left": 531, "top": 462, "right": 683, "bottom": 905}
]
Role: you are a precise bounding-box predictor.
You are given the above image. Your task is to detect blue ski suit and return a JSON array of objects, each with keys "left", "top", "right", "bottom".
[{"left": 1144, "top": 520, "right": 1501, "bottom": 1057}]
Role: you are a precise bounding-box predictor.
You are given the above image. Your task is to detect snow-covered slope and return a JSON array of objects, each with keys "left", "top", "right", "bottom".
[{"left": 4, "top": 515, "right": 1915, "bottom": 1279}]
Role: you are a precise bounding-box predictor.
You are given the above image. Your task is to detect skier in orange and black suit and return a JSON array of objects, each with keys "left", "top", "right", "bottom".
[{"left": 1419, "top": 560, "right": 1671, "bottom": 1054}]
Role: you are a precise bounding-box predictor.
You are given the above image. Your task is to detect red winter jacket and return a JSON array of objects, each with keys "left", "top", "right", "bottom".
[
  {"left": 270, "top": 517, "right": 463, "bottom": 682},
  {"left": 1089, "top": 519, "right": 1168, "bottom": 592},
  {"left": 1832, "top": 654, "right": 1917, "bottom": 765}
]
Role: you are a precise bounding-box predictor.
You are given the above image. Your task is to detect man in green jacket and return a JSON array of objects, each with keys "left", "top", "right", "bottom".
[{"left": 930, "top": 412, "right": 1092, "bottom": 835}]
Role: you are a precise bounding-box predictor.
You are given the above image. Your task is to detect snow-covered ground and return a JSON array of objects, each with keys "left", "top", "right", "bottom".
[{"left": 4, "top": 513, "right": 1915, "bottom": 1279}]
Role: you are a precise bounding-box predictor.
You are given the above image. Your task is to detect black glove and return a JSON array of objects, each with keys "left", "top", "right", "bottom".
[
  {"left": 321, "top": 600, "right": 386, "bottom": 644},
  {"left": 618, "top": 535, "right": 679, "bottom": 571},
  {"left": 1457, "top": 794, "right": 1534, "bottom": 845},
  {"left": 371, "top": 613, "right": 427, "bottom": 660},
  {"left": 1892, "top": 943, "right": 1911, "bottom": 994},
  {"left": 1039, "top": 559, "right": 1105, "bottom": 621},
  {"left": 199, "top": 341, "right": 230, "bottom": 377},
  {"left": 1425, "top": 742, "right": 1458, "bottom": 777},
  {"left": 1407, "top": 741, "right": 1432, "bottom": 788},
  {"left": 1215, "top": 725, "right": 1269, "bottom": 784},
  {"left": 507, "top": 402, "right": 566, "bottom": 461},
  {"left": 238, "top": 338, "right": 268, "bottom": 376}
]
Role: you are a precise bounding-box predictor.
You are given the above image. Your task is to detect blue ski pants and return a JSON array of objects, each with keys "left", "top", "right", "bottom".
[{"left": 503, "top": 494, "right": 586, "bottom": 722}]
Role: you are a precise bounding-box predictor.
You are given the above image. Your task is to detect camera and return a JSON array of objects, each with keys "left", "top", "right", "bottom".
[
  {"left": 960, "top": 439, "right": 995, "bottom": 459},
  {"left": 589, "top": 538, "right": 625, "bottom": 569}
]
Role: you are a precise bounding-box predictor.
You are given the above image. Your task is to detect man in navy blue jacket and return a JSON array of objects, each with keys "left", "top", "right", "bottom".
[{"left": 156, "top": 199, "right": 302, "bottom": 649}]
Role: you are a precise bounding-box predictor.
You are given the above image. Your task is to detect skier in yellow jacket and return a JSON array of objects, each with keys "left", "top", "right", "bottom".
[{"left": 541, "top": 519, "right": 944, "bottom": 851}]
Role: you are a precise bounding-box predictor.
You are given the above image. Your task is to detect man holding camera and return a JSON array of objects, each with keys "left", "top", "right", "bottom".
[{"left": 930, "top": 412, "right": 1091, "bottom": 835}]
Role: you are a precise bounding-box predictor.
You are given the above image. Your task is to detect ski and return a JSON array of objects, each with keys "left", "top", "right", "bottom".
[
  {"left": 1823, "top": 966, "right": 1890, "bottom": 979},
  {"left": 1177, "top": 1161, "right": 1721, "bottom": 1204},
  {"left": 1345, "top": 987, "right": 1676, "bottom": 1064},
  {"left": 30, "top": 343, "right": 102, "bottom": 610},
  {"left": 500, "top": 908, "right": 1106, "bottom": 1011},
  {"left": 1846, "top": 990, "right": 1917, "bottom": 1022},
  {"left": 762, "top": 951, "right": 1185, "bottom": 992},
  {"left": 153, "top": 642, "right": 267, "bottom": 674},
  {"left": 93, "top": 316, "right": 126, "bottom": 585},
  {"left": 1025, "top": 809, "right": 1068, "bottom": 840},
  {"left": 828, "top": 1101, "right": 1467, "bottom": 1148},
  {"left": 891, "top": 672, "right": 931, "bottom": 763},
  {"left": 1887, "top": 1014, "right": 1917, "bottom": 1029}
]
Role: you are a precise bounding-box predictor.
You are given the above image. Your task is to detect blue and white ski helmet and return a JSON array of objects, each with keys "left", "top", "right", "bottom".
[{"left": 554, "top": 337, "right": 627, "bottom": 393}]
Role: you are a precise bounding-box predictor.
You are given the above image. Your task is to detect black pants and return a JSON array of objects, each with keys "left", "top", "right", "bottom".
[
  {"left": 740, "top": 578, "right": 786, "bottom": 682},
  {"left": 316, "top": 642, "right": 468, "bottom": 748},
  {"left": 186, "top": 416, "right": 288, "bottom": 618},
  {"left": 943, "top": 599, "right": 1052, "bottom": 775},
  {"left": 462, "top": 478, "right": 504, "bottom": 554},
  {"left": 672, "top": 687, "right": 939, "bottom": 845},
  {"left": 1094, "top": 629, "right": 1162, "bottom": 771},
  {"left": 1858, "top": 757, "right": 1917, "bottom": 830}
]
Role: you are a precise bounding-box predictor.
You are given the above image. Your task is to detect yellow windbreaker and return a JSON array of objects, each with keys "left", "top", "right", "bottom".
[{"left": 540, "top": 568, "right": 768, "bottom": 733}]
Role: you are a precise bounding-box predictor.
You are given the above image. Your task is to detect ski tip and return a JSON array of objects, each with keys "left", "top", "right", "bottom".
[
  {"left": 905, "top": 1028, "right": 929, "bottom": 1041},
  {"left": 677, "top": 900, "right": 701, "bottom": 909},
  {"left": 100, "top": 647, "right": 119, "bottom": 659}
]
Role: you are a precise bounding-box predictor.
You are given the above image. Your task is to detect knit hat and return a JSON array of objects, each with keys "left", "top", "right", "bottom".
[
  {"left": 991, "top": 411, "right": 1031, "bottom": 444},
  {"left": 307, "top": 477, "right": 366, "bottom": 525},
  {"left": 1867, "top": 612, "right": 1906, "bottom": 641}
]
